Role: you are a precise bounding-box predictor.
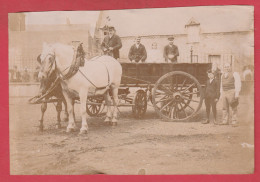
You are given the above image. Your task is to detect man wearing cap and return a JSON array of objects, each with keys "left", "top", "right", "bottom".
[
  {"left": 219, "top": 62, "right": 241, "bottom": 126},
  {"left": 202, "top": 69, "right": 220, "bottom": 124},
  {"left": 101, "top": 26, "right": 122, "bottom": 59},
  {"left": 128, "top": 36, "right": 147, "bottom": 63},
  {"left": 163, "top": 36, "right": 179, "bottom": 63}
]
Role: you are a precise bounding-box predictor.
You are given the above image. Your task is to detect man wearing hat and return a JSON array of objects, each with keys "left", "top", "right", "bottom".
[
  {"left": 202, "top": 69, "right": 220, "bottom": 124},
  {"left": 163, "top": 36, "right": 179, "bottom": 63},
  {"left": 101, "top": 26, "right": 122, "bottom": 59},
  {"left": 219, "top": 62, "right": 241, "bottom": 126},
  {"left": 128, "top": 36, "right": 147, "bottom": 63}
]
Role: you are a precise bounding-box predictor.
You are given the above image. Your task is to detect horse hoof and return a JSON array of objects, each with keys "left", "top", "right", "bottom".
[
  {"left": 104, "top": 121, "right": 111, "bottom": 125},
  {"left": 63, "top": 117, "right": 69, "bottom": 122},
  {"left": 104, "top": 117, "right": 111, "bottom": 122},
  {"left": 79, "top": 130, "right": 88, "bottom": 135},
  {"left": 111, "top": 122, "right": 117, "bottom": 126},
  {"left": 39, "top": 126, "right": 44, "bottom": 132},
  {"left": 56, "top": 124, "right": 62, "bottom": 129},
  {"left": 66, "top": 128, "right": 75, "bottom": 133}
]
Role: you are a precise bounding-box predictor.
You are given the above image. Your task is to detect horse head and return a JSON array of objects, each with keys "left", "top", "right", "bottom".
[
  {"left": 38, "top": 43, "right": 56, "bottom": 81},
  {"left": 37, "top": 44, "right": 58, "bottom": 96}
]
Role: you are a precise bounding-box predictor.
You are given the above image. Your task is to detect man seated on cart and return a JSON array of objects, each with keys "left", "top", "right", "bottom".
[
  {"left": 101, "top": 26, "right": 122, "bottom": 60},
  {"left": 163, "top": 36, "right": 179, "bottom": 63},
  {"left": 128, "top": 36, "right": 147, "bottom": 63}
]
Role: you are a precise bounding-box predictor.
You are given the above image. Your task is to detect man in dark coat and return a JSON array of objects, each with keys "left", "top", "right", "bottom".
[
  {"left": 128, "top": 36, "right": 147, "bottom": 63},
  {"left": 101, "top": 26, "right": 122, "bottom": 59},
  {"left": 163, "top": 36, "right": 179, "bottom": 63},
  {"left": 202, "top": 70, "right": 220, "bottom": 124}
]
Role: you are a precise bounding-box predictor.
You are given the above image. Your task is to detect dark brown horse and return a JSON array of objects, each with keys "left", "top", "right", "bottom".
[{"left": 37, "top": 55, "right": 69, "bottom": 131}]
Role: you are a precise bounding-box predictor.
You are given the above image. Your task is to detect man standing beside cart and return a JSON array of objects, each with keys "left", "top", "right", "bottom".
[
  {"left": 101, "top": 26, "right": 122, "bottom": 60},
  {"left": 163, "top": 36, "right": 179, "bottom": 63},
  {"left": 219, "top": 62, "right": 241, "bottom": 126},
  {"left": 128, "top": 36, "right": 147, "bottom": 63}
]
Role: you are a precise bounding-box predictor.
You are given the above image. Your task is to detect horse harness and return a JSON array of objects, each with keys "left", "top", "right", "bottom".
[{"left": 44, "top": 45, "right": 111, "bottom": 94}]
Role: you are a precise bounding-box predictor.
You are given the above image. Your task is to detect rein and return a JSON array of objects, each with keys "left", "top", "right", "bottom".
[{"left": 28, "top": 76, "right": 61, "bottom": 104}]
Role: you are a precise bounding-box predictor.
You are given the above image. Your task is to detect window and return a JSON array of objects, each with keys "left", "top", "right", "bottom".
[
  {"left": 187, "top": 25, "right": 200, "bottom": 43},
  {"left": 208, "top": 55, "right": 221, "bottom": 63},
  {"left": 185, "top": 18, "right": 200, "bottom": 43},
  {"left": 191, "top": 55, "right": 198, "bottom": 63}
]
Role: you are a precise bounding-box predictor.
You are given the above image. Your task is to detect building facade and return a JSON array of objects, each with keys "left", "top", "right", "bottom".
[
  {"left": 9, "top": 14, "right": 95, "bottom": 73},
  {"left": 94, "top": 8, "right": 254, "bottom": 72}
]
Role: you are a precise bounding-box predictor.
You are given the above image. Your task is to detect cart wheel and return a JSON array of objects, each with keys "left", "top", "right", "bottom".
[
  {"left": 152, "top": 71, "right": 203, "bottom": 122},
  {"left": 132, "top": 90, "right": 147, "bottom": 119},
  {"left": 86, "top": 97, "right": 104, "bottom": 117}
]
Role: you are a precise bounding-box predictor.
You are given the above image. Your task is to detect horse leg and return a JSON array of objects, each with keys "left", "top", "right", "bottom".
[
  {"left": 64, "top": 93, "right": 76, "bottom": 133},
  {"left": 79, "top": 89, "right": 88, "bottom": 134},
  {"left": 62, "top": 97, "right": 69, "bottom": 122},
  {"left": 111, "top": 86, "right": 119, "bottom": 126},
  {"left": 55, "top": 100, "right": 62, "bottom": 129},
  {"left": 104, "top": 91, "right": 112, "bottom": 124},
  {"left": 39, "top": 103, "right": 47, "bottom": 131}
]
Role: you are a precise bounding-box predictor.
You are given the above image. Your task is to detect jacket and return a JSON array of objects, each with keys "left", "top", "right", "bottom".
[
  {"left": 205, "top": 78, "right": 220, "bottom": 99},
  {"left": 101, "top": 34, "right": 122, "bottom": 59},
  {"left": 128, "top": 44, "right": 147, "bottom": 62}
]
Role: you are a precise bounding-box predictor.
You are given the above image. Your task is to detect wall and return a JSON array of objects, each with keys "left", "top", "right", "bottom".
[
  {"left": 118, "top": 31, "right": 254, "bottom": 72},
  {"left": 9, "top": 30, "right": 95, "bottom": 72}
]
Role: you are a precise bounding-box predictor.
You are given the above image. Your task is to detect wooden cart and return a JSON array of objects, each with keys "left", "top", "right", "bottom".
[{"left": 86, "top": 62, "right": 211, "bottom": 122}]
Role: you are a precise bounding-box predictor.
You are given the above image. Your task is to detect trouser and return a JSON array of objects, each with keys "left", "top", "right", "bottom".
[
  {"left": 204, "top": 97, "right": 217, "bottom": 120},
  {"left": 222, "top": 89, "right": 237, "bottom": 124}
]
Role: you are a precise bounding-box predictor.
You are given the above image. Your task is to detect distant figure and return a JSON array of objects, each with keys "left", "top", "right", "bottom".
[
  {"left": 10, "top": 65, "right": 21, "bottom": 82},
  {"left": 163, "top": 36, "right": 179, "bottom": 63},
  {"left": 146, "top": 42, "right": 163, "bottom": 63},
  {"left": 243, "top": 65, "right": 253, "bottom": 81},
  {"left": 128, "top": 36, "right": 147, "bottom": 63},
  {"left": 22, "top": 68, "right": 30, "bottom": 82},
  {"left": 202, "top": 70, "right": 220, "bottom": 125},
  {"left": 101, "top": 26, "right": 122, "bottom": 59},
  {"left": 219, "top": 63, "right": 241, "bottom": 126},
  {"left": 33, "top": 66, "right": 40, "bottom": 82}
]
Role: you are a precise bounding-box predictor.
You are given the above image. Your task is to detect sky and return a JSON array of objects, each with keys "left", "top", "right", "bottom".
[
  {"left": 25, "top": 11, "right": 100, "bottom": 36},
  {"left": 24, "top": 6, "right": 253, "bottom": 36}
]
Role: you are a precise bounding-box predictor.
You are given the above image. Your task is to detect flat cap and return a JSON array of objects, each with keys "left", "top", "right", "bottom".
[{"left": 168, "top": 36, "right": 174, "bottom": 40}]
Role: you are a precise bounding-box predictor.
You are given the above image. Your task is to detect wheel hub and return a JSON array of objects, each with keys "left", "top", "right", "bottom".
[{"left": 173, "top": 92, "right": 182, "bottom": 101}]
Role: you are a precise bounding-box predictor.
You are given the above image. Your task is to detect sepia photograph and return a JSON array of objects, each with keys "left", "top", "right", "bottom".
[{"left": 9, "top": 5, "right": 254, "bottom": 175}]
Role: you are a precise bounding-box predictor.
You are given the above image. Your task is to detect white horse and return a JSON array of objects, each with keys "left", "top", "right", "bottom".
[{"left": 38, "top": 43, "right": 122, "bottom": 134}]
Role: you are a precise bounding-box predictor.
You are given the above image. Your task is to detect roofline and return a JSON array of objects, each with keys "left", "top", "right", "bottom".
[{"left": 119, "top": 30, "right": 253, "bottom": 39}]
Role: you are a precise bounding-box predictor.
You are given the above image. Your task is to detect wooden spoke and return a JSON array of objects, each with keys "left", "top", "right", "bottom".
[
  {"left": 182, "top": 83, "right": 195, "bottom": 92},
  {"left": 152, "top": 71, "right": 203, "bottom": 122},
  {"left": 179, "top": 103, "right": 188, "bottom": 117},
  {"left": 158, "top": 84, "right": 173, "bottom": 94},
  {"left": 181, "top": 100, "right": 195, "bottom": 111},
  {"left": 180, "top": 78, "right": 187, "bottom": 90},
  {"left": 182, "top": 90, "right": 200, "bottom": 96},
  {"left": 169, "top": 105, "right": 175, "bottom": 119},
  {"left": 174, "top": 103, "right": 179, "bottom": 119},
  {"left": 172, "top": 75, "right": 178, "bottom": 91},
  {"left": 182, "top": 96, "right": 200, "bottom": 103},
  {"left": 86, "top": 96, "right": 104, "bottom": 116},
  {"left": 159, "top": 100, "right": 174, "bottom": 112},
  {"left": 132, "top": 90, "right": 147, "bottom": 119},
  {"left": 155, "top": 96, "right": 172, "bottom": 104}
]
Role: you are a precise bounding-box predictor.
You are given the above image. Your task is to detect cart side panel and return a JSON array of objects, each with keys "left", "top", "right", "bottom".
[{"left": 121, "top": 63, "right": 211, "bottom": 86}]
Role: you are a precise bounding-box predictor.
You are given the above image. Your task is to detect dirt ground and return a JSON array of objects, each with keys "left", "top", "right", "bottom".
[{"left": 9, "top": 95, "right": 254, "bottom": 175}]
